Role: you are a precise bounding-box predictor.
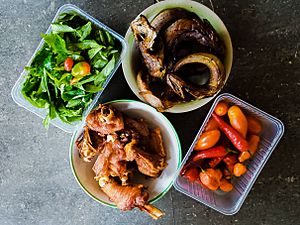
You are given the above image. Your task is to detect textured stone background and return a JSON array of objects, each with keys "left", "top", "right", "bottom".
[{"left": 0, "top": 0, "right": 299, "bottom": 224}]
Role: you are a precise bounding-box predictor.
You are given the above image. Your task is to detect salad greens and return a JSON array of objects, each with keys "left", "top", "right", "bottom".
[{"left": 21, "top": 12, "right": 120, "bottom": 127}]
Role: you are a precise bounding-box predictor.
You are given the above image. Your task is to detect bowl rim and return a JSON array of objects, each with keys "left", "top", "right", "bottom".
[
  {"left": 122, "top": 0, "right": 233, "bottom": 113},
  {"left": 69, "top": 99, "right": 182, "bottom": 208}
]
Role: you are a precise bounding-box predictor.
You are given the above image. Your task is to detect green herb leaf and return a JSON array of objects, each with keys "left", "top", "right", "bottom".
[
  {"left": 77, "top": 22, "right": 92, "bottom": 41},
  {"left": 41, "top": 33, "right": 68, "bottom": 63},
  {"left": 94, "top": 56, "right": 115, "bottom": 86},
  {"left": 66, "top": 98, "right": 82, "bottom": 108},
  {"left": 51, "top": 24, "right": 75, "bottom": 33},
  {"left": 76, "top": 40, "right": 101, "bottom": 50}
]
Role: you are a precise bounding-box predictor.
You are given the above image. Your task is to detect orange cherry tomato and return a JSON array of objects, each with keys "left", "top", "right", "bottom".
[
  {"left": 204, "top": 118, "right": 219, "bottom": 131},
  {"left": 194, "top": 130, "right": 221, "bottom": 150},
  {"left": 228, "top": 105, "right": 248, "bottom": 138},
  {"left": 220, "top": 178, "right": 233, "bottom": 192},
  {"left": 64, "top": 57, "right": 74, "bottom": 71},
  {"left": 214, "top": 101, "right": 229, "bottom": 116},
  {"left": 248, "top": 134, "right": 260, "bottom": 155},
  {"left": 199, "top": 168, "right": 221, "bottom": 191},
  {"left": 238, "top": 151, "right": 251, "bottom": 162},
  {"left": 233, "top": 163, "right": 247, "bottom": 177},
  {"left": 71, "top": 62, "right": 91, "bottom": 77},
  {"left": 247, "top": 116, "right": 262, "bottom": 134}
]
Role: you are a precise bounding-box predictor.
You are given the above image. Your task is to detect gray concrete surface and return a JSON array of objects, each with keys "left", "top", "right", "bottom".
[{"left": 1, "top": 0, "right": 299, "bottom": 224}]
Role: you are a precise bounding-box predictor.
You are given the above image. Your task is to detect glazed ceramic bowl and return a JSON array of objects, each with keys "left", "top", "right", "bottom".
[
  {"left": 69, "top": 100, "right": 182, "bottom": 207},
  {"left": 122, "top": 0, "right": 233, "bottom": 113}
]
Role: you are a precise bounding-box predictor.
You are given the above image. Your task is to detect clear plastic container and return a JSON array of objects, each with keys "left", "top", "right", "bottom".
[
  {"left": 11, "top": 4, "right": 127, "bottom": 133},
  {"left": 173, "top": 93, "right": 284, "bottom": 215}
]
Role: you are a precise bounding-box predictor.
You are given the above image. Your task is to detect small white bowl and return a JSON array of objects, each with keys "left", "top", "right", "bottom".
[
  {"left": 122, "top": 0, "right": 233, "bottom": 113},
  {"left": 69, "top": 100, "right": 182, "bottom": 207}
]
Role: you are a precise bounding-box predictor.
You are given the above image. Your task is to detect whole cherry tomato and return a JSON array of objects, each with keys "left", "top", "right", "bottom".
[
  {"left": 228, "top": 105, "right": 248, "bottom": 138},
  {"left": 71, "top": 62, "right": 91, "bottom": 77},
  {"left": 64, "top": 57, "right": 74, "bottom": 71},
  {"left": 199, "top": 168, "right": 221, "bottom": 191},
  {"left": 233, "top": 163, "right": 247, "bottom": 177},
  {"left": 194, "top": 130, "right": 221, "bottom": 150},
  {"left": 214, "top": 101, "right": 229, "bottom": 116}
]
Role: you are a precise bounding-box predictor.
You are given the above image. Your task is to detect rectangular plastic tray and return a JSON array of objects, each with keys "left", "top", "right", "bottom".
[
  {"left": 173, "top": 93, "right": 284, "bottom": 215},
  {"left": 11, "top": 4, "right": 126, "bottom": 133}
]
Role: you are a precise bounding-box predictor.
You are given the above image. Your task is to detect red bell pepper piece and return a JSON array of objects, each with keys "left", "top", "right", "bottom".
[
  {"left": 192, "top": 146, "right": 228, "bottom": 162},
  {"left": 212, "top": 113, "right": 249, "bottom": 152}
]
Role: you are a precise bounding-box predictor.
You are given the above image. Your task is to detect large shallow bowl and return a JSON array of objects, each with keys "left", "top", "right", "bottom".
[
  {"left": 122, "top": 0, "right": 233, "bottom": 113},
  {"left": 69, "top": 100, "right": 182, "bottom": 207}
]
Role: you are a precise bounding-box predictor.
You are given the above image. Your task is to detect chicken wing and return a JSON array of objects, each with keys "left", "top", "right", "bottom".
[{"left": 100, "top": 178, "right": 164, "bottom": 219}]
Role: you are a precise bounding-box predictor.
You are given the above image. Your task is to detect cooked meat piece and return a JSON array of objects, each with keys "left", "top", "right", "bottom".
[
  {"left": 147, "top": 128, "right": 166, "bottom": 158},
  {"left": 76, "top": 126, "right": 104, "bottom": 162},
  {"left": 86, "top": 104, "right": 124, "bottom": 135},
  {"left": 150, "top": 8, "right": 198, "bottom": 33},
  {"left": 99, "top": 178, "right": 164, "bottom": 219},
  {"left": 124, "top": 115, "right": 149, "bottom": 137},
  {"left": 100, "top": 178, "right": 148, "bottom": 210},
  {"left": 93, "top": 137, "right": 130, "bottom": 185},
  {"left": 131, "top": 15, "right": 166, "bottom": 78},
  {"left": 124, "top": 138, "right": 167, "bottom": 178},
  {"left": 168, "top": 52, "right": 226, "bottom": 99},
  {"left": 164, "top": 18, "right": 224, "bottom": 59},
  {"left": 137, "top": 71, "right": 174, "bottom": 111}
]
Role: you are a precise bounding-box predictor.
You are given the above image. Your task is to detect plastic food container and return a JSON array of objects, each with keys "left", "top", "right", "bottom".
[
  {"left": 174, "top": 93, "right": 284, "bottom": 215},
  {"left": 11, "top": 4, "right": 126, "bottom": 133}
]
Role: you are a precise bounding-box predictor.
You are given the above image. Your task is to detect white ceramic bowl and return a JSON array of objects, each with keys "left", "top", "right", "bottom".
[
  {"left": 122, "top": 0, "right": 233, "bottom": 113},
  {"left": 69, "top": 100, "right": 182, "bottom": 207}
]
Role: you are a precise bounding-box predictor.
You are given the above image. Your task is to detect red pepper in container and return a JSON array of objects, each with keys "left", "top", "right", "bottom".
[
  {"left": 183, "top": 167, "right": 199, "bottom": 182},
  {"left": 212, "top": 113, "right": 249, "bottom": 152},
  {"left": 209, "top": 157, "right": 224, "bottom": 168},
  {"left": 223, "top": 154, "right": 238, "bottom": 166},
  {"left": 192, "top": 146, "right": 228, "bottom": 162}
]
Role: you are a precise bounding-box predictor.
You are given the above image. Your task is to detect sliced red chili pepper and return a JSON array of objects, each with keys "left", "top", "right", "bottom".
[
  {"left": 192, "top": 146, "right": 228, "bottom": 162},
  {"left": 212, "top": 113, "right": 249, "bottom": 152}
]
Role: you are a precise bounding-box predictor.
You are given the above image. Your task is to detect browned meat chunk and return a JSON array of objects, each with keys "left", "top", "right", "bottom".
[
  {"left": 124, "top": 136, "right": 167, "bottom": 178},
  {"left": 86, "top": 104, "right": 124, "bottom": 135},
  {"left": 75, "top": 126, "right": 104, "bottom": 162},
  {"left": 93, "top": 137, "right": 130, "bottom": 185},
  {"left": 124, "top": 116, "right": 149, "bottom": 137}
]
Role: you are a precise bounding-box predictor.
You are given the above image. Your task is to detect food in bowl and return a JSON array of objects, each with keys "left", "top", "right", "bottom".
[
  {"left": 130, "top": 7, "right": 226, "bottom": 112},
  {"left": 180, "top": 102, "right": 262, "bottom": 192},
  {"left": 21, "top": 11, "right": 121, "bottom": 127},
  {"left": 75, "top": 103, "right": 167, "bottom": 219}
]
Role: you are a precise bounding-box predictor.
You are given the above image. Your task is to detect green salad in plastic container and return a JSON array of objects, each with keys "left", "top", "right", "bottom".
[{"left": 21, "top": 12, "right": 121, "bottom": 127}]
